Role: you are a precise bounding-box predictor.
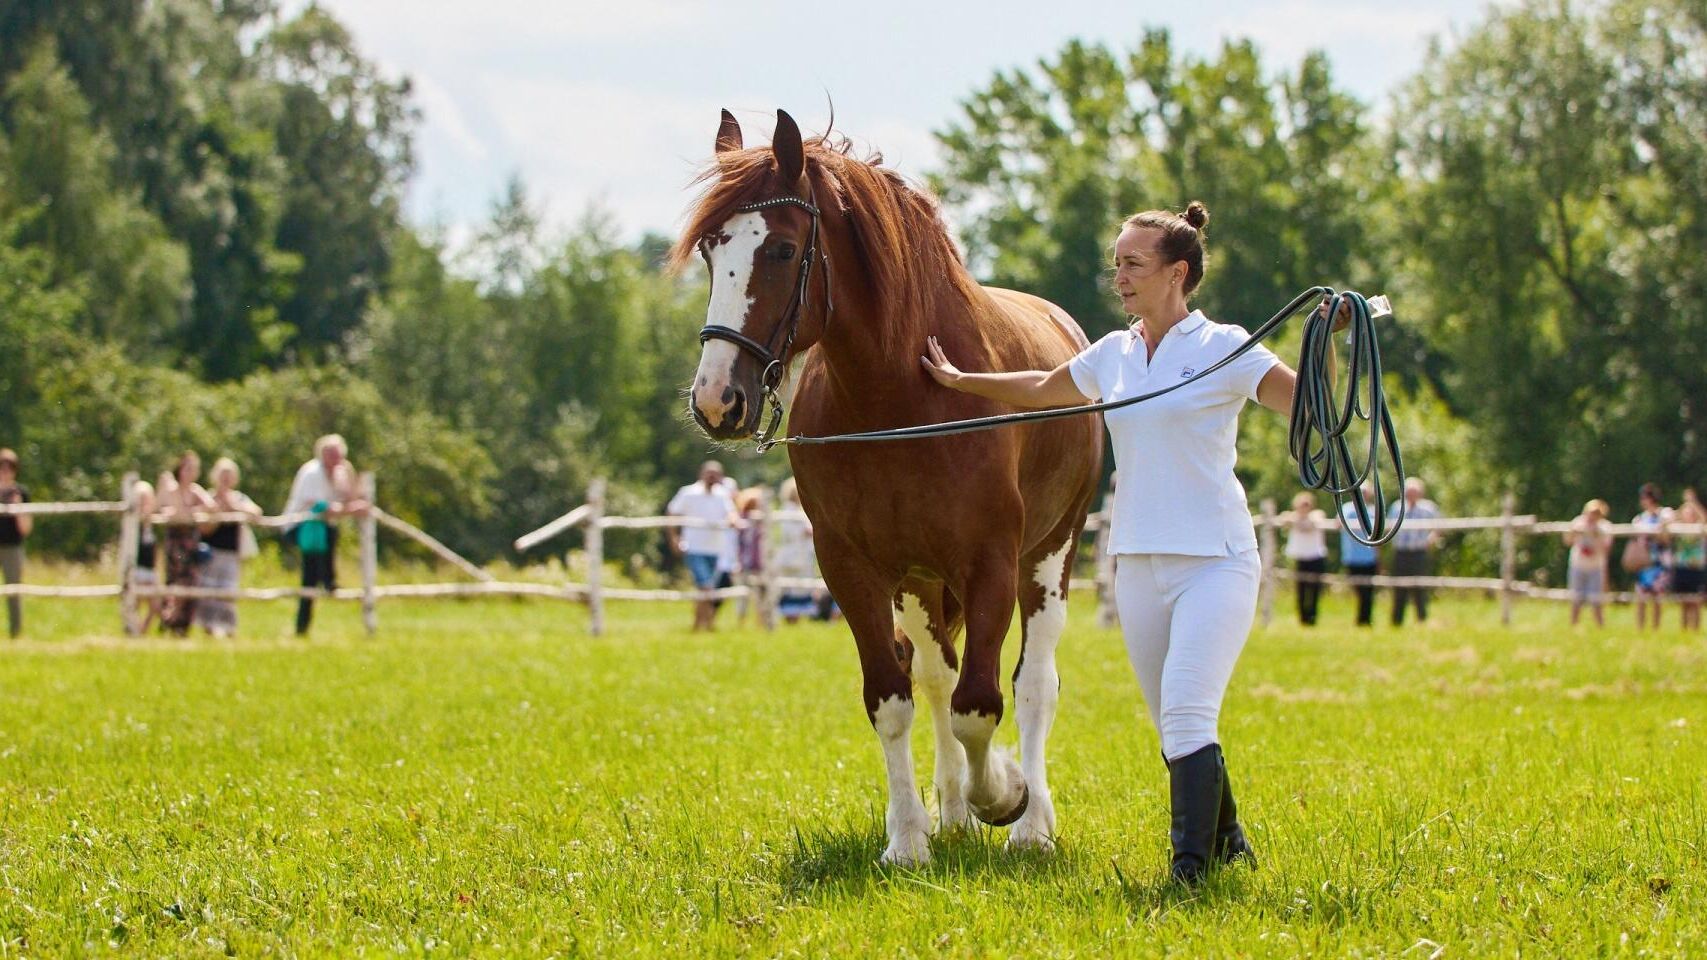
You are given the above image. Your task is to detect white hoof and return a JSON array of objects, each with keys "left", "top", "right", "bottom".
[
  {"left": 1006, "top": 792, "right": 1057, "bottom": 852},
  {"left": 967, "top": 750, "right": 1029, "bottom": 826},
  {"left": 879, "top": 829, "right": 932, "bottom": 867}
]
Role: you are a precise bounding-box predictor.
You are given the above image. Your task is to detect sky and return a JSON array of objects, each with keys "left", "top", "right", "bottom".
[{"left": 285, "top": 0, "right": 1500, "bottom": 242}]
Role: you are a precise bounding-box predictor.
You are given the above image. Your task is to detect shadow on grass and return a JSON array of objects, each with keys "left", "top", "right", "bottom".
[
  {"left": 1105, "top": 855, "right": 1260, "bottom": 916},
  {"left": 777, "top": 811, "right": 1078, "bottom": 901}
]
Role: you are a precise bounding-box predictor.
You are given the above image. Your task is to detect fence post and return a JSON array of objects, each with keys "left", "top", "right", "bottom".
[
  {"left": 1500, "top": 491, "right": 1517, "bottom": 626},
  {"left": 117, "top": 471, "right": 140, "bottom": 636},
  {"left": 1258, "top": 498, "right": 1278, "bottom": 628},
  {"left": 360, "top": 471, "right": 378, "bottom": 636},
  {"left": 1094, "top": 492, "right": 1117, "bottom": 629},
  {"left": 586, "top": 478, "right": 606, "bottom": 636}
]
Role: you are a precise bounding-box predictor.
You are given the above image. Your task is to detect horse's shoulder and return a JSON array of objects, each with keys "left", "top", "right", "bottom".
[{"left": 978, "top": 286, "right": 1092, "bottom": 352}]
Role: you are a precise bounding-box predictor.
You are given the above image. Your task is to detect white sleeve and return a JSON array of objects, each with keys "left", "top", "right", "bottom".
[
  {"left": 1067, "top": 332, "right": 1120, "bottom": 401},
  {"left": 1223, "top": 333, "right": 1282, "bottom": 402},
  {"left": 666, "top": 488, "right": 686, "bottom": 516},
  {"left": 283, "top": 463, "right": 310, "bottom": 516}
]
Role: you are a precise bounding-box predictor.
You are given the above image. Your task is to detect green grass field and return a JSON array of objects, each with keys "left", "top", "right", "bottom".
[{"left": 1, "top": 589, "right": 1702, "bottom": 957}]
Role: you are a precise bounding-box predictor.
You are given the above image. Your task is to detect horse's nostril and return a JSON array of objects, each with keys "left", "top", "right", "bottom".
[{"left": 728, "top": 388, "right": 746, "bottom": 426}]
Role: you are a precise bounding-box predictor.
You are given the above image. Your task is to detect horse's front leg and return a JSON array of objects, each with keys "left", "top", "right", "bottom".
[
  {"left": 895, "top": 581, "right": 974, "bottom": 834},
  {"left": 951, "top": 554, "right": 1029, "bottom": 826},
  {"left": 822, "top": 558, "right": 930, "bottom": 866}
]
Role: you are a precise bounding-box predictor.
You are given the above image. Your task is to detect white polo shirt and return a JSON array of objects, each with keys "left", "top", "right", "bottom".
[
  {"left": 1069, "top": 310, "right": 1281, "bottom": 556},
  {"left": 283, "top": 459, "right": 335, "bottom": 520},
  {"left": 667, "top": 482, "right": 737, "bottom": 557}
]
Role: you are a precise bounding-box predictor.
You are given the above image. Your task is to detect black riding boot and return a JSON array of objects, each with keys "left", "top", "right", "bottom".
[
  {"left": 1167, "top": 743, "right": 1223, "bottom": 885},
  {"left": 1214, "top": 748, "right": 1257, "bottom": 866}
]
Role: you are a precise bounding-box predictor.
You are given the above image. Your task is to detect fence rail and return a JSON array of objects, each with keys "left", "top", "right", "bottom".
[{"left": 1, "top": 479, "right": 1690, "bottom": 635}]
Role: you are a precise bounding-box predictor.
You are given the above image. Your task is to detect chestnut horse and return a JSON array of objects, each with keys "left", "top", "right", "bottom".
[{"left": 676, "top": 109, "right": 1102, "bottom": 865}]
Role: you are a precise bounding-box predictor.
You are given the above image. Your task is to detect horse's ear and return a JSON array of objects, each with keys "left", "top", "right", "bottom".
[
  {"left": 772, "top": 109, "right": 805, "bottom": 189},
  {"left": 715, "top": 108, "right": 743, "bottom": 154}
]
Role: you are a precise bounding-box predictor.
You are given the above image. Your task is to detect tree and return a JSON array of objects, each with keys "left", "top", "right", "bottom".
[
  {"left": 262, "top": 3, "right": 416, "bottom": 359},
  {"left": 0, "top": 42, "right": 190, "bottom": 355},
  {"left": 933, "top": 31, "right": 1381, "bottom": 343},
  {"left": 1388, "top": 0, "right": 1706, "bottom": 516}
]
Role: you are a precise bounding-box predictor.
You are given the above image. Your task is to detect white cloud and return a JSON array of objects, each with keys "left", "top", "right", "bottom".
[
  {"left": 291, "top": 0, "right": 1500, "bottom": 243},
  {"left": 479, "top": 76, "right": 729, "bottom": 236},
  {"left": 1210, "top": 0, "right": 1468, "bottom": 94}
]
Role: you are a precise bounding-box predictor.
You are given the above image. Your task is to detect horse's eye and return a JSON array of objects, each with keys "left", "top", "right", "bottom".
[{"left": 771, "top": 242, "right": 797, "bottom": 261}]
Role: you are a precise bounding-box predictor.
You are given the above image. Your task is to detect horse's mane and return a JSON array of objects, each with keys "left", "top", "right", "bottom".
[{"left": 671, "top": 137, "right": 982, "bottom": 353}]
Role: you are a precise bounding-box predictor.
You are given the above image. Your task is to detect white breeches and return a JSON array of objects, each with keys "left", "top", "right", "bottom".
[{"left": 1114, "top": 550, "right": 1260, "bottom": 760}]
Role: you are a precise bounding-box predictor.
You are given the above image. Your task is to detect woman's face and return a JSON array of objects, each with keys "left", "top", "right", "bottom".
[
  {"left": 215, "top": 466, "right": 236, "bottom": 491},
  {"left": 179, "top": 456, "right": 200, "bottom": 485},
  {"left": 1112, "top": 226, "right": 1184, "bottom": 315}
]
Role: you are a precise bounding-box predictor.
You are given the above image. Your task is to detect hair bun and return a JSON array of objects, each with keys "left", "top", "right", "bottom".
[{"left": 1182, "top": 201, "right": 1209, "bottom": 230}]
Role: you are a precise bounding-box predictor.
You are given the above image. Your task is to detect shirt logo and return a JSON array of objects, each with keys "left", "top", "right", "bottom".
[{"left": 1180, "top": 366, "right": 1195, "bottom": 379}]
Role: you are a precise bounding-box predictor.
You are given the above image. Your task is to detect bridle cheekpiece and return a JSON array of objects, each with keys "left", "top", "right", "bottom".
[{"left": 697, "top": 193, "right": 831, "bottom": 450}]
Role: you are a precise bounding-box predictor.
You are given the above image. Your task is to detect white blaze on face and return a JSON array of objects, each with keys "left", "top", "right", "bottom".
[{"left": 692, "top": 211, "right": 769, "bottom": 428}]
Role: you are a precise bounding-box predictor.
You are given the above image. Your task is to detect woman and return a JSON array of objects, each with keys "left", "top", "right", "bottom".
[
  {"left": 159, "top": 452, "right": 215, "bottom": 636},
  {"left": 1565, "top": 498, "right": 1612, "bottom": 627},
  {"left": 132, "top": 478, "right": 164, "bottom": 634},
  {"left": 772, "top": 477, "right": 819, "bottom": 624},
  {"left": 1630, "top": 483, "right": 1672, "bottom": 631},
  {"left": 1672, "top": 488, "right": 1706, "bottom": 630},
  {"left": 923, "top": 201, "right": 1342, "bottom": 884},
  {"left": 733, "top": 486, "right": 769, "bottom": 626},
  {"left": 196, "top": 458, "right": 261, "bottom": 638},
  {"left": 1281, "top": 491, "right": 1329, "bottom": 626}
]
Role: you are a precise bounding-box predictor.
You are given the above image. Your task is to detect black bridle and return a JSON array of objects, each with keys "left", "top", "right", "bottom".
[{"left": 697, "top": 194, "right": 831, "bottom": 447}]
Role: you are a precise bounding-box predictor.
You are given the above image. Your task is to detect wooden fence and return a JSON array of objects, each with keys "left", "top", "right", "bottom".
[{"left": 3, "top": 477, "right": 1695, "bottom": 636}]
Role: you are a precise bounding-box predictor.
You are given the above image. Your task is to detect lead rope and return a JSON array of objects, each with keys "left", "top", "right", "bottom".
[{"left": 757, "top": 286, "right": 1404, "bottom": 546}]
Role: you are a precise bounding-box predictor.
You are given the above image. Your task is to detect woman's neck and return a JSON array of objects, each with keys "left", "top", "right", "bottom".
[{"left": 1133, "top": 300, "right": 1193, "bottom": 355}]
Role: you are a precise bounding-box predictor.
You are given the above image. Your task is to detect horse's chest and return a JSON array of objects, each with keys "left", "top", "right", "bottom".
[{"left": 791, "top": 458, "right": 961, "bottom": 560}]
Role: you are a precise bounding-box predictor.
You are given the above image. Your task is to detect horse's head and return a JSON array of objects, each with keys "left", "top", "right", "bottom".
[{"left": 684, "top": 109, "right": 826, "bottom": 442}]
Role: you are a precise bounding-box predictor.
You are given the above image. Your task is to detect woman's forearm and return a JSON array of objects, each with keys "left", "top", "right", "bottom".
[{"left": 945, "top": 367, "right": 1087, "bottom": 409}]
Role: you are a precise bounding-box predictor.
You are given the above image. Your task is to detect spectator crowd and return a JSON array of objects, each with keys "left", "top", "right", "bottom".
[
  {"left": 0, "top": 435, "right": 367, "bottom": 640},
  {"left": 1277, "top": 475, "right": 1707, "bottom": 630},
  {"left": 10, "top": 449, "right": 1707, "bottom": 640}
]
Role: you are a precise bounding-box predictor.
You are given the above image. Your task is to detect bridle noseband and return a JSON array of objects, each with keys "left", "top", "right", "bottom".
[{"left": 697, "top": 194, "right": 832, "bottom": 449}]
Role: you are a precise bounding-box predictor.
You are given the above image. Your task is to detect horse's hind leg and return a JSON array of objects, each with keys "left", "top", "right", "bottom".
[
  {"left": 894, "top": 579, "right": 974, "bottom": 834},
  {"left": 951, "top": 555, "right": 1029, "bottom": 826},
  {"left": 1008, "top": 530, "right": 1077, "bottom": 851}
]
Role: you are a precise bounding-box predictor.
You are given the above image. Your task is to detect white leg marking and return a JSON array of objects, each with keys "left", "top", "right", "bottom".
[
  {"left": 872, "top": 694, "right": 932, "bottom": 867},
  {"left": 1009, "top": 540, "right": 1071, "bottom": 851},
  {"left": 692, "top": 211, "right": 768, "bottom": 425},
  {"left": 897, "top": 593, "right": 973, "bottom": 834},
  {"left": 951, "top": 710, "right": 1025, "bottom": 823}
]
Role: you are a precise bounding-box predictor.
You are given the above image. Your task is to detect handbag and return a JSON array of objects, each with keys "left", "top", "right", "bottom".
[
  {"left": 1621, "top": 536, "right": 1650, "bottom": 573},
  {"left": 296, "top": 501, "right": 330, "bottom": 554}
]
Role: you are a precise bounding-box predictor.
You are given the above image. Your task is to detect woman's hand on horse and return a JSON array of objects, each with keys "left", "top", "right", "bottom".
[{"left": 921, "top": 336, "right": 962, "bottom": 387}]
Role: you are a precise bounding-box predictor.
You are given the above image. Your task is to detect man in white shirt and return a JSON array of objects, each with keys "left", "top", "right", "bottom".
[
  {"left": 667, "top": 461, "right": 741, "bottom": 631},
  {"left": 282, "top": 434, "right": 369, "bottom": 635}
]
